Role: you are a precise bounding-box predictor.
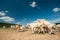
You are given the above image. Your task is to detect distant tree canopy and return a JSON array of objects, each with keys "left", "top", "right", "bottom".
[
  {"left": 56, "top": 23, "right": 60, "bottom": 25},
  {"left": 0, "top": 22, "right": 17, "bottom": 28}
]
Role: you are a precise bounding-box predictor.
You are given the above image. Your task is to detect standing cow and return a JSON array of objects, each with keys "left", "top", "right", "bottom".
[
  {"left": 26, "top": 22, "right": 45, "bottom": 34},
  {"left": 56, "top": 24, "right": 60, "bottom": 32},
  {"left": 47, "top": 24, "right": 57, "bottom": 34}
]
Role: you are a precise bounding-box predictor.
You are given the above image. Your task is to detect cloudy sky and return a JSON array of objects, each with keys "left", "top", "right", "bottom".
[{"left": 0, "top": 0, "right": 60, "bottom": 25}]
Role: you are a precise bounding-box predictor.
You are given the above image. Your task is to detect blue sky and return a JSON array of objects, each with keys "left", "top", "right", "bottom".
[{"left": 0, "top": 0, "right": 60, "bottom": 25}]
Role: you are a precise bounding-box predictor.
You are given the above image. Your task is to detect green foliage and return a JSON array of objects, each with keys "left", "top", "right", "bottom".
[
  {"left": 0, "top": 22, "right": 16, "bottom": 28},
  {"left": 56, "top": 23, "right": 60, "bottom": 25}
]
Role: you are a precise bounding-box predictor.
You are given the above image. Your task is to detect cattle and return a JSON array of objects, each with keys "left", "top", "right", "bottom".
[
  {"left": 11, "top": 25, "right": 16, "bottom": 30},
  {"left": 11, "top": 25, "right": 26, "bottom": 32},
  {"left": 11, "top": 24, "right": 21, "bottom": 31},
  {"left": 26, "top": 19, "right": 58, "bottom": 35},
  {"left": 26, "top": 22, "right": 46, "bottom": 34},
  {"left": 47, "top": 24, "right": 58, "bottom": 35},
  {"left": 3, "top": 25, "right": 6, "bottom": 29},
  {"left": 19, "top": 25, "right": 26, "bottom": 32},
  {"left": 56, "top": 24, "right": 60, "bottom": 32},
  {"left": 42, "top": 25, "right": 49, "bottom": 33}
]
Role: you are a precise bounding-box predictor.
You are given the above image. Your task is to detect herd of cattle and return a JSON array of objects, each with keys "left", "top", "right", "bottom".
[{"left": 11, "top": 19, "right": 60, "bottom": 35}]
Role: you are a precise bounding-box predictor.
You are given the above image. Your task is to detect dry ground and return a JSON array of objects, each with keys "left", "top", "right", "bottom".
[{"left": 0, "top": 28, "right": 60, "bottom": 40}]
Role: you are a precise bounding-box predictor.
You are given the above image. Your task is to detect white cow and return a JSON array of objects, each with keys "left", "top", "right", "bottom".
[
  {"left": 11, "top": 24, "right": 20, "bottom": 31},
  {"left": 56, "top": 24, "right": 60, "bottom": 32},
  {"left": 20, "top": 25, "right": 26, "bottom": 31},
  {"left": 11, "top": 24, "right": 26, "bottom": 32},
  {"left": 26, "top": 19, "right": 57, "bottom": 34},
  {"left": 27, "top": 22, "right": 45, "bottom": 33},
  {"left": 11, "top": 25, "right": 16, "bottom": 30},
  {"left": 47, "top": 24, "right": 57, "bottom": 34}
]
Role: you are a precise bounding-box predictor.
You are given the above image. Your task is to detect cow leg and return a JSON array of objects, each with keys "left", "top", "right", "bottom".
[
  {"left": 40, "top": 27, "right": 45, "bottom": 34},
  {"left": 31, "top": 27, "right": 35, "bottom": 33},
  {"left": 49, "top": 29, "right": 55, "bottom": 35}
]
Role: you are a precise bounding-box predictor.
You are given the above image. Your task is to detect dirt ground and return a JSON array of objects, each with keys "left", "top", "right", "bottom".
[{"left": 0, "top": 29, "right": 60, "bottom": 40}]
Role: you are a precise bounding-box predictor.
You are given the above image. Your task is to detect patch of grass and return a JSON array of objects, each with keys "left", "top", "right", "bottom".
[{"left": 0, "top": 28, "right": 13, "bottom": 31}]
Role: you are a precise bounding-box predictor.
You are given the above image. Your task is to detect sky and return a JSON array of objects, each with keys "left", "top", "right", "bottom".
[{"left": 0, "top": 0, "right": 60, "bottom": 25}]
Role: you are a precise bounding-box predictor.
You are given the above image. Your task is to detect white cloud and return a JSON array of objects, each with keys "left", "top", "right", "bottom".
[
  {"left": 53, "top": 7, "right": 60, "bottom": 12},
  {"left": 29, "top": 1, "right": 37, "bottom": 8},
  {"left": 5, "top": 10, "right": 8, "bottom": 13},
  {"left": 0, "top": 16, "right": 15, "bottom": 23},
  {"left": 22, "top": 18, "right": 27, "bottom": 21},
  {"left": 16, "top": 22, "right": 21, "bottom": 24},
  {"left": 49, "top": 18, "right": 60, "bottom": 23},
  {"left": 0, "top": 11, "right": 6, "bottom": 16}
]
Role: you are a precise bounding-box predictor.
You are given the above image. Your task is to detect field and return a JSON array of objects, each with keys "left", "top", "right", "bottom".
[{"left": 0, "top": 28, "right": 60, "bottom": 40}]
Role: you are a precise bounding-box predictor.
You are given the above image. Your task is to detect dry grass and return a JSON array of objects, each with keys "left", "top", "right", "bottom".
[{"left": 0, "top": 28, "right": 60, "bottom": 40}]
